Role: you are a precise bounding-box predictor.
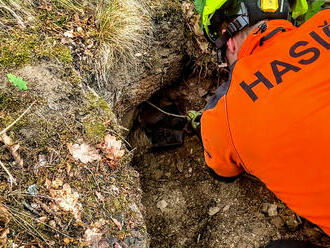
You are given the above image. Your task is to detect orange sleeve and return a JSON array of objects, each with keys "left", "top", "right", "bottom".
[{"left": 201, "top": 97, "right": 244, "bottom": 177}]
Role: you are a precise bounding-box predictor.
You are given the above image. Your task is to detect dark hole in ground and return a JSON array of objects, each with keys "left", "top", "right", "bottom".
[{"left": 128, "top": 71, "right": 330, "bottom": 248}]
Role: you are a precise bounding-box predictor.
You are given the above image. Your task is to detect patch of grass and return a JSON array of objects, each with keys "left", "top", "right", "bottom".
[{"left": 96, "top": 0, "right": 151, "bottom": 67}]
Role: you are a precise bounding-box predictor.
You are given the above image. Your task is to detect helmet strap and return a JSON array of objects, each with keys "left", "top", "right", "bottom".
[{"left": 214, "top": 15, "right": 249, "bottom": 64}]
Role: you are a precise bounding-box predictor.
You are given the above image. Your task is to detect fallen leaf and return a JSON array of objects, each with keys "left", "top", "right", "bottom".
[
  {"left": 84, "top": 219, "right": 107, "bottom": 247},
  {"left": 7, "top": 73, "right": 28, "bottom": 90},
  {"left": 95, "top": 192, "right": 104, "bottom": 202},
  {"left": 182, "top": 2, "right": 194, "bottom": 20},
  {"left": 67, "top": 143, "right": 101, "bottom": 164},
  {"left": 49, "top": 180, "right": 82, "bottom": 221},
  {"left": 99, "top": 135, "right": 125, "bottom": 161},
  {"left": 0, "top": 204, "right": 11, "bottom": 247},
  {"left": 84, "top": 227, "right": 102, "bottom": 247},
  {"left": 0, "top": 133, "right": 24, "bottom": 167}
]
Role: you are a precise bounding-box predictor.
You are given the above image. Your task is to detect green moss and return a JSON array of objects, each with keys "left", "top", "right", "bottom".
[
  {"left": 84, "top": 119, "right": 107, "bottom": 142},
  {"left": 0, "top": 32, "right": 37, "bottom": 68},
  {"left": 82, "top": 93, "right": 118, "bottom": 142},
  {"left": 37, "top": 38, "right": 73, "bottom": 64},
  {"left": 0, "top": 28, "right": 73, "bottom": 69}
]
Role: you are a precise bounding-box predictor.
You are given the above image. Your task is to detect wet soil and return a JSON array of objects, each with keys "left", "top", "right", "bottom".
[{"left": 128, "top": 74, "right": 330, "bottom": 248}]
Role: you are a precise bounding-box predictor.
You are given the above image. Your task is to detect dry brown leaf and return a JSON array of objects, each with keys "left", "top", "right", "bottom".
[
  {"left": 49, "top": 180, "right": 82, "bottom": 221},
  {"left": 63, "top": 237, "right": 70, "bottom": 245},
  {"left": 95, "top": 192, "right": 105, "bottom": 202},
  {"left": 197, "top": 39, "right": 209, "bottom": 54},
  {"left": 0, "top": 132, "right": 23, "bottom": 167},
  {"left": 99, "top": 135, "right": 125, "bottom": 161},
  {"left": 182, "top": 2, "right": 194, "bottom": 20},
  {"left": 84, "top": 219, "right": 107, "bottom": 247},
  {"left": 0, "top": 204, "right": 11, "bottom": 247},
  {"left": 67, "top": 143, "right": 101, "bottom": 164}
]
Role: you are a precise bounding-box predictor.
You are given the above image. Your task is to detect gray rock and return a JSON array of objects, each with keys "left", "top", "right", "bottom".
[
  {"left": 157, "top": 200, "right": 168, "bottom": 212},
  {"left": 268, "top": 204, "right": 278, "bottom": 217},
  {"left": 208, "top": 206, "right": 220, "bottom": 216},
  {"left": 261, "top": 203, "right": 278, "bottom": 216},
  {"left": 27, "top": 184, "right": 39, "bottom": 196}
]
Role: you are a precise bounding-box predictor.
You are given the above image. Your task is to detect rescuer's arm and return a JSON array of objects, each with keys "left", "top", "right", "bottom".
[{"left": 201, "top": 97, "right": 244, "bottom": 180}]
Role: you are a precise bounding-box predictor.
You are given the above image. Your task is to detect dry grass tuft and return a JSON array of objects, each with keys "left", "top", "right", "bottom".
[
  {"left": 96, "top": 0, "right": 151, "bottom": 66},
  {"left": 94, "top": 0, "right": 152, "bottom": 87}
]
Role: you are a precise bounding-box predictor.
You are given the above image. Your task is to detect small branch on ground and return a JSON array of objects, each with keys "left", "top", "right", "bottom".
[
  {"left": 0, "top": 100, "right": 37, "bottom": 136},
  {"left": 0, "top": 160, "right": 16, "bottom": 187}
]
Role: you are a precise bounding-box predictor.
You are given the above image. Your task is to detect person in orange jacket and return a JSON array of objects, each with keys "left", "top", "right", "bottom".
[{"left": 197, "top": 0, "right": 330, "bottom": 246}]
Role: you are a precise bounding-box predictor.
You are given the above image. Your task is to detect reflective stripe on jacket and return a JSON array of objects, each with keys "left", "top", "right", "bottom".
[{"left": 201, "top": 9, "right": 330, "bottom": 235}]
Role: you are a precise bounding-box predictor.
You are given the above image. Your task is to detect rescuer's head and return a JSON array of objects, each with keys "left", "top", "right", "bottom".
[{"left": 195, "top": 0, "right": 309, "bottom": 64}]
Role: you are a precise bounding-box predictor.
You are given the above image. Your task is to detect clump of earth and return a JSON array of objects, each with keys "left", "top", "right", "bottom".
[{"left": 128, "top": 73, "right": 330, "bottom": 248}]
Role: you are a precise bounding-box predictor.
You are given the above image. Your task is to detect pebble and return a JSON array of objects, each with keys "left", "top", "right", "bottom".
[
  {"left": 270, "top": 216, "right": 285, "bottom": 229},
  {"left": 261, "top": 203, "right": 278, "bottom": 216},
  {"left": 283, "top": 215, "right": 300, "bottom": 231},
  {"left": 208, "top": 206, "right": 220, "bottom": 216},
  {"left": 222, "top": 205, "right": 230, "bottom": 212},
  {"left": 268, "top": 204, "right": 278, "bottom": 217},
  {"left": 156, "top": 200, "right": 168, "bottom": 212},
  {"left": 27, "top": 184, "right": 39, "bottom": 196}
]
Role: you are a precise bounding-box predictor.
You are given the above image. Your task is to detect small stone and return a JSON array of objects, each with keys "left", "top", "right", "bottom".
[
  {"left": 268, "top": 204, "right": 278, "bottom": 217},
  {"left": 208, "top": 206, "right": 220, "bottom": 216},
  {"left": 222, "top": 205, "right": 230, "bottom": 212},
  {"left": 49, "top": 220, "right": 56, "bottom": 228},
  {"left": 157, "top": 200, "right": 168, "bottom": 212},
  {"left": 271, "top": 216, "right": 285, "bottom": 229},
  {"left": 284, "top": 215, "right": 300, "bottom": 231},
  {"left": 260, "top": 203, "right": 278, "bottom": 216},
  {"left": 261, "top": 203, "right": 269, "bottom": 214},
  {"left": 27, "top": 184, "right": 39, "bottom": 196}
]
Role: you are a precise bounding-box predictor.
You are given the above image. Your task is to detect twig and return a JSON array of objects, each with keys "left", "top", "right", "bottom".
[
  {"left": 0, "top": 160, "right": 16, "bottom": 187},
  {"left": 0, "top": 100, "right": 37, "bottom": 136},
  {"left": 7, "top": 205, "right": 71, "bottom": 238},
  {"left": 146, "top": 101, "right": 187, "bottom": 119},
  {"left": 9, "top": 210, "right": 49, "bottom": 244}
]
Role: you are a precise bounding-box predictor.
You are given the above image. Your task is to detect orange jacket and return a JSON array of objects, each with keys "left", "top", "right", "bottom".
[{"left": 201, "top": 9, "right": 330, "bottom": 235}]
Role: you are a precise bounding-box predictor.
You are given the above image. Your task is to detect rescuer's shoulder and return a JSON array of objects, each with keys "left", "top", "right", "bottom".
[{"left": 301, "top": 8, "right": 330, "bottom": 27}]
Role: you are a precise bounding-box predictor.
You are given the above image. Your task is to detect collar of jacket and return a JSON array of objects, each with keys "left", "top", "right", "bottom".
[{"left": 238, "top": 19, "right": 296, "bottom": 59}]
